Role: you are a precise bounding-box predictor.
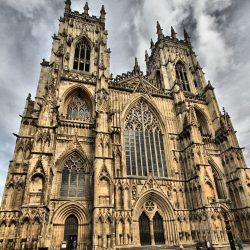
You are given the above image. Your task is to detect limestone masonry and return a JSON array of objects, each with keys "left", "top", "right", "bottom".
[{"left": 0, "top": 1, "right": 250, "bottom": 249}]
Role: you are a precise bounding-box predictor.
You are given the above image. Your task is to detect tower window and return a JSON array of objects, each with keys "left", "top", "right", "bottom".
[
  {"left": 125, "top": 100, "right": 167, "bottom": 177},
  {"left": 175, "top": 62, "right": 190, "bottom": 91},
  {"left": 73, "top": 39, "right": 91, "bottom": 72},
  {"left": 155, "top": 70, "right": 163, "bottom": 89},
  {"left": 60, "top": 152, "right": 85, "bottom": 197}
]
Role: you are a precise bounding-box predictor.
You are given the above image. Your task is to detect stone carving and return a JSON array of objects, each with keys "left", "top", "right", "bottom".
[{"left": 96, "top": 88, "right": 110, "bottom": 112}]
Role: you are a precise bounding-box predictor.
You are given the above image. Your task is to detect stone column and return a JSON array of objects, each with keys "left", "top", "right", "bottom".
[
  {"left": 150, "top": 220, "right": 155, "bottom": 245},
  {"left": 163, "top": 220, "right": 168, "bottom": 245}
]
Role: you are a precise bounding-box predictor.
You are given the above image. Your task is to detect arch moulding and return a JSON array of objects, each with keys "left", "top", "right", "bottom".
[
  {"left": 132, "top": 190, "right": 175, "bottom": 221},
  {"left": 60, "top": 84, "right": 95, "bottom": 118},
  {"left": 52, "top": 201, "right": 88, "bottom": 226}
]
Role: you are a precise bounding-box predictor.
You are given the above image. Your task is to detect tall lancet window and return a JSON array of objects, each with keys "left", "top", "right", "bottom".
[
  {"left": 73, "top": 39, "right": 91, "bottom": 72},
  {"left": 175, "top": 61, "right": 190, "bottom": 92},
  {"left": 67, "top": 95, "right": 91, "bottom": 122},
  {"left": 60, "top": 152, "right": 85, "bottom": 197},
  {"left": 125, "top": 100, "right": 167, "bottom": 177}
]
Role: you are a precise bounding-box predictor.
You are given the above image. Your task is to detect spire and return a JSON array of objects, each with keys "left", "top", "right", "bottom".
[
  {"left": 64, "top": 0, "right": 71, "bottom": 14},
  {"left": 145, "top": 50, "right": 149, "bottom": 62},
  {"left": 171, "top": 26, "right": 177, "bottom": 39},
  {"left": 184, "top": 28, "right": 191, "bottom": 45},
  {"left": 133, "top": 57, "right": 141, "bottom": 74},
  {"left": 100, "top": 5, "right": 106, "bottom": 20},
  {"left": 157, "top": 21, "right": 163, "bottom": 39},
  {"left": 84, "top": 2, "right": 89, "bottom": 15}
]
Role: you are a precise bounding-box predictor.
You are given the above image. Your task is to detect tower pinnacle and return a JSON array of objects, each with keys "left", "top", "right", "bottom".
[
  {"left": 157, "top": 21, "right": 163, "bottom": 39},
  {"left": 100, "top": 5, "right": 106, "bottom": 20},
  {"left": 171, "top": 26, "right": 177, "bottom": 39},
  {"left": 84, "top": 2, "right": 89, "bottom": 15},
  {"left": 145, "top": 50, "right": 149, "bottom": 62},
  {"left": 64, "top": 0, "right": 71, "bottom": 14},
  {"left": 150, "top": 39, "right": 155, "bottom": 50},
  {"left": 133, "top": 57, "right": 141, "bottom": 74},
  {"left": 184, "top": 28, "right": 191, "bottom": 45}
]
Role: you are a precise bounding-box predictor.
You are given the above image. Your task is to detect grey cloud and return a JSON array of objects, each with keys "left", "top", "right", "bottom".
[{"left": 0, "top": 0, "right": 249, "bottom": 199}]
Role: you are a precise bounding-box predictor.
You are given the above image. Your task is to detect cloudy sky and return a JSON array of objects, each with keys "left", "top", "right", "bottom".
[{"left": 0, "top": 0, "right": 249, "bottom": 198}]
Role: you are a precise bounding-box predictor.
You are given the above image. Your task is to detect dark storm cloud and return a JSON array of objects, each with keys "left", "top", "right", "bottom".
[{"left": 0, "top": 0, "right": 249, "bottom": 198}]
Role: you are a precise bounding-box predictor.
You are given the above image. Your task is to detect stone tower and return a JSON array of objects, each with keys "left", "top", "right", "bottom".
[{"left": 0, "top": 1, "right": 250, "bottom": 250}]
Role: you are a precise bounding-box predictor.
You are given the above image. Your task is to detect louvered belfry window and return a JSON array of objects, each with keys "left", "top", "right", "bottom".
[
  {"left": 73, "top": 39, "right": 91, "bottom": 72},
  {"left": 175, "top": 62, "right": 190, "bottom": 91},
  {"left": 125, "top": 100, "right": 167, "bottom": 177},
  {"left": 60, "top": 152, "right": 85, "bottom": 197}
]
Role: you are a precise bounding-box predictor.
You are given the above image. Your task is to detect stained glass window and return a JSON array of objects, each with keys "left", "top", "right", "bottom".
[
  {"left": 73, "top": 39, "right": 90, "bottom": 72},
  {"left": 60, "top": 152, "right": 85, "bottom": 197},
  {"left": 67, "top": 95, "right": 91, "bottom": 122},
  {"left": 125, "top": 100, "right": 167, "bottom": 177}
]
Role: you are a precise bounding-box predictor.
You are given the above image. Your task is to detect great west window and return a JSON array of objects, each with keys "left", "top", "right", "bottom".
[{"left": 125, "top": 100, "right": 167, "bottom": 177}]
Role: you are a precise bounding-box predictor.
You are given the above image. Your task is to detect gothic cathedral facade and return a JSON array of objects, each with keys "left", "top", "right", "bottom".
[{"left": 1, "top": 1, "right": 250, "bottom": 250}]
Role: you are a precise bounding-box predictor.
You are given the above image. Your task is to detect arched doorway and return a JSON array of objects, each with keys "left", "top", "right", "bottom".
[
  {"left": 64, "top": 215, "right": 78, "bottom": 250},
  {"left": 153, "top": 212, "right": 165, "bottom": 244},
  {"left": 139, "top": 212, "right": 151, "bottom": 245},
  {"left": 133, "top": 191, "right": 178, "bottom": 246}
]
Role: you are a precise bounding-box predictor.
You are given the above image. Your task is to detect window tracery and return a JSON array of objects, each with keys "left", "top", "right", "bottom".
[
  {"left": 175, "top": 62, "right": 190, "bottom": 92},
  {"left": 73, "top": 39, "right": 90, "bottom": 72},
  {"left": 145, "top": 201, "right": 155, "bottom": 211},
  {"left": 125, "top": 100, "right": 167, "bottom": 177},
  {"left": 60, "top": 152, "right": 85, "bottom": 197},
  {"left": 67, "top": 95, "right": 91, "bottom": 122}
]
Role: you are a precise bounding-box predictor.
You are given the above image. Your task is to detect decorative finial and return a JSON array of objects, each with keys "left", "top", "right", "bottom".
[
  {"left": 26, "top": 93, "right": 31, "bottom": 101},
  {"left": 150, "top": 39, "right": 155, "bottom": 49},
  {"left": 133, "top": 57, "right": 141, "bottom": 74},
  {"left": 171, "top": 26, "right": 177, "bottom": 39},
  {"left": 184, "top": 28, "right": 191, "bottom": 45},
  {"left": 145, "top": 50, "right": 149, "bottom": 61},
  {"left": 84, "top": 2, "right": 89, "bottom": 15},
  {"left": 222, "top": 107, "right": 226, "bottom": 115},
  {"left": 157, "top": 21, "right": 163, "bottom": 38},
  {"left": 64, "top": 0, "right": 71, "bottom": 14},
  {"left": 100, "top": 5, "right": 106, "bottom": 20}
]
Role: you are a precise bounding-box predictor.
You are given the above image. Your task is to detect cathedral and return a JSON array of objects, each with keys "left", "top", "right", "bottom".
[{"left": 1, "top": 1, "right": 250, "bottom": 249}]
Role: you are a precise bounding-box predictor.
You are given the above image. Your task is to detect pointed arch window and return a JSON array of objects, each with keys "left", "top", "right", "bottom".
[
  {"left": 73, "top": 39, "right": 91, "bottom": 72},
  {"left": 125, "top": 100, "right": 167, "bottom": 177},
  {"left": 212, "top": 168, "right": 225, "bottom": 199},
  {"left": 67, "top": 95, "right": 91, "bottom": 122},
  {"left": 153, "top": 212, "right": 165, "bottom": 244},
  {"left": 195, "top": 109, "right": 210, "bottom": 136},
  {"left": 60, "top": 152, "right": 85, "bottom": 197},
  {"left": 155, "top": 70, "right": 163, "bottom": 89},
  {"left": 175, "top": 62, "right": 190, "bottom": 91},
  {"left": 139, "top": 212, "right": 151, "bottom": 245}
]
